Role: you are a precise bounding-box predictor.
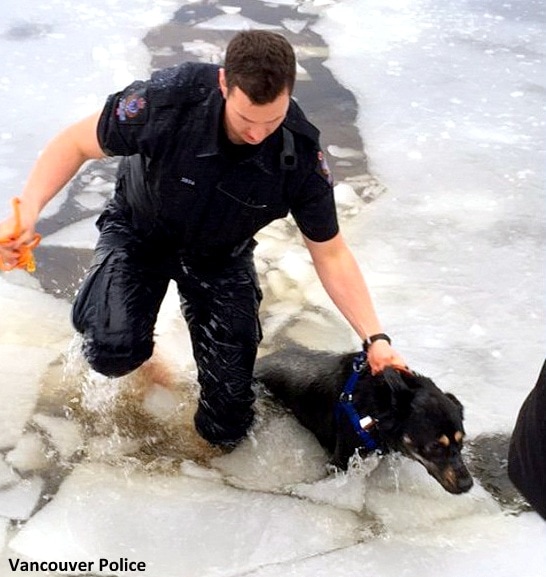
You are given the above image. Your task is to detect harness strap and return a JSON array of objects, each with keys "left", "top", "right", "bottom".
[
  {"left": 280, "top": 127, "right": 297, "bottom": 170},
  {"left": 336, "top": 352, "right": 380, "bottom": 452}
]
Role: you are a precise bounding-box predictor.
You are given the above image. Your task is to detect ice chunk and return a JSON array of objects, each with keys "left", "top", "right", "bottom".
[
  {"left": 74, "top": 190, "right": 108, "bottom": 210},
  {"left": 284, "top": 310, "right": 355, "bottom": 352},
  {"left": 195, "top": 14, "right": 281, "bottom": 31},
  {"left": 40, "top": 216, "right": 100, "bottom": 249},
  {"left": 362, "top": 456, "right": 500, "bottom": 533},
  {"left": 142, "top": 384, "right": 180, "bottom": 421},
  {"left": 181, "top": 40, "right": 224, "bottom": 63},
  {"left": 219, "top": 5, "right": 241, "bottom": 14},
  {"left": 265, "top": 269, "right": 294, "bottom": 301},
  {"left": 334, "top": 182, "right": 360, "bottom": 209},
  {"left": 0, "top": 345, "right": 58, "bottom": 449},
  {"left": 282, "top": 19, "right": 308, "bottom": 34},
  {"left": 11, "top": 463, "right": 361, "bottom": 576},
  {"left": 0, "top": 278, "right": 72, "bottom": 349},
  {"left": 277, "top": 249, "right": 314, "bottom": 285},
  {"left": 0, "top": 476, "right": 44, "bottom": 520},
  {"left": 327, "top": 145, "right": 363, "bottom": 159},
  {"left": 292, "top": 472, "right": 368, "bottom": 513},
  {"left": 0, "top": 457, "right": 20, "bottom": 489},
  {"left": 212, "top": 411, "right": 328, "bottom": 492},
  {"left": 32, "top": 414, "right": 83, "bottom": 460},
  {"left": 5, "top": 433, "right": 49, "bottom": 473},
  {"left": 244, "top": 512, "right": 546, "bottom": 577}
]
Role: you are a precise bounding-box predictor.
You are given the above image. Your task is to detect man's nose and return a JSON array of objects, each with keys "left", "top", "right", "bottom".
[{"left": 245, "top": 126, "right": 268, "bottom": 144}]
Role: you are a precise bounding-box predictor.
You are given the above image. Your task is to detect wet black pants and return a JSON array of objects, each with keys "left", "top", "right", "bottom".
[{"left": 72, "top": 223, "right": 262, "bottom": 446}]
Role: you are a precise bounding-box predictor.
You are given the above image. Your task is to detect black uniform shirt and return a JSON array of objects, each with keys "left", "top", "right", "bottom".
[{"left": 97, "top": 62, "right": 339, "bottom": 256}]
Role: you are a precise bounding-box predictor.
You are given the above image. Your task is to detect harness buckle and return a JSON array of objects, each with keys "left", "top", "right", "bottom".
[
  {"left": 358, "top": 415, "right": 377, "bottom": 431},
  {"left": 339, "top": 391, "right": 353, "bottom": 403},
  {"left": 352, "top": 354, "right": 366, "bottom": 374}
]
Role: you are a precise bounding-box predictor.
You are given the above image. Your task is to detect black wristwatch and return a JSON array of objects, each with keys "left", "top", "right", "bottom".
[{"left": 363, "top": 333, "right": 391, "bottom": 352}]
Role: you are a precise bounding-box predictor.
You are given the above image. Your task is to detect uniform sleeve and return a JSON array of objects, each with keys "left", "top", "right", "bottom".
[
  {"left": 97, "top": 80, "right": 151, "bottom": 157},
  {"left": 290, "top": 154, "right": 339, "bottom": 242}
]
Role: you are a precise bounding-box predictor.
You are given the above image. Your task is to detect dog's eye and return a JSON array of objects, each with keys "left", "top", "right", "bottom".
[{"left": 424, "top": 442, "right": 446, "bottom": 457}]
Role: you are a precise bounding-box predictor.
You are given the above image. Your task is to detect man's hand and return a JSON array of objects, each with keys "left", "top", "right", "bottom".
[
  {"left": 366, "top": 339, "right": 406, "bottom": 375},
  {"left": 0, "top": 198, "right": 40, "bottom": 271}
]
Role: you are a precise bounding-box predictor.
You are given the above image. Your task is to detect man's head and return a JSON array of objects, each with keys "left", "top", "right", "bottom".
[
  {"left": 223, "top": 30, "right": 296, "bottom": 103},
  {"left": 219, "top": 31, "right": 296, "bottom": 145}
]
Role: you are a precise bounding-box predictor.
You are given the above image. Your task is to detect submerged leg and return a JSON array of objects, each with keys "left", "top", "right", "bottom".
[{"left": 177, "top": 249, "right": 262, "bottom": 447}]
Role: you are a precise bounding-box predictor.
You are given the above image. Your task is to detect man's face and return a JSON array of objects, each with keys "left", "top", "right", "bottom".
[{"left": 219, "top": 69, "right": 290, "bottom": 145}]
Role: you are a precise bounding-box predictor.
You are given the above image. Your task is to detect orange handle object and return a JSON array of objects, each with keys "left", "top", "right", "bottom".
[{"left": 0, "top": 198, "right": 41, "bottom": 272}]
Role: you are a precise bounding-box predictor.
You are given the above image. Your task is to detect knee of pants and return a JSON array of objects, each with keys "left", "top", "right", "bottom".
[{"left": 81, "top": 337, "right": 152, "bottom": 378}]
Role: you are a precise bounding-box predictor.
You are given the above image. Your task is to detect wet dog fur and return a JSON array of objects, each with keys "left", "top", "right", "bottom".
[{"left": 255, "top": 345, "right": 473, "bottom": 495}]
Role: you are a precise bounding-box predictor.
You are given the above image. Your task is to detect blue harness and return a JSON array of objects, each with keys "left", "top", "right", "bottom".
[{"left": 336, "top": 352, "right": 380, "bottom": 452}]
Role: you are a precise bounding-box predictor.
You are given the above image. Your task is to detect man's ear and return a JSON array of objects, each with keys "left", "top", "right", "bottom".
[{"left": 218, "top": 68, "right": 228, "bottom": 99}]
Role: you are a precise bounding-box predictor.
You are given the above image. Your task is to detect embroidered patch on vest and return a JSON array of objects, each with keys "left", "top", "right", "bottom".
[
  {"left": 116, "top": 90, "right": 147, "bottom": 123},
  {"left": 316, "top": 150, "right": 333, "bottom": 186}
]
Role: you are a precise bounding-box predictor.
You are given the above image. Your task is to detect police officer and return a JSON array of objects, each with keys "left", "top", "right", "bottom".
[{"left": 0, "top": 31, "right": 404, "bottom": 447}]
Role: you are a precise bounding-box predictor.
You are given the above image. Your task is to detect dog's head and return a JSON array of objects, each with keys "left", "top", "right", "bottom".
[{"left": 374, "top": 367, "right": 473, "bottom": 495}]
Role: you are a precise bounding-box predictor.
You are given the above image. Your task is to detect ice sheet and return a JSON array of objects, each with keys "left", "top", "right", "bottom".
[{"left": 10, "top": 463, "right": 362, "bottom": 576}]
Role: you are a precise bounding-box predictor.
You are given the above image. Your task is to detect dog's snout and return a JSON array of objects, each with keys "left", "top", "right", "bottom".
[
  {"left": 456, "top": 473, "right": 474, "bottom": 493},
  {"left": 441, "top": 464, "right": 473, "bottom": 494}
]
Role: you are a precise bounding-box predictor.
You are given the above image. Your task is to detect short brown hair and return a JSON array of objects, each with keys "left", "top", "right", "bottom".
[{"left": 224, "top": 31, "right": 296, "bottom": 104}]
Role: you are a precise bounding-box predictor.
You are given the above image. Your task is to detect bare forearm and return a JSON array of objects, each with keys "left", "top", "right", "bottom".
[
  {"left": 21, "top": 112, "right": 105, "bottom": 218},
  {"left": 307, "top": 235, "right": 382, "bottom": 341},
  {"left": 304, "top": 232, "right": 406, "bottom": 372},
  {"left": 21, "top": 136, "right": 89, "bottom": 216}
]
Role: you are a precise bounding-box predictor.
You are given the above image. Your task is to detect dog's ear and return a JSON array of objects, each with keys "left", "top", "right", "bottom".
[
  {"left": 381, "top": 367, "right": 409, "bottom": 394},
  {"left": 381, "top": 367, "right": 415, "bottom": 413},
  {"left": 445, "top": 392, "right": 464, "bottom": 419}
]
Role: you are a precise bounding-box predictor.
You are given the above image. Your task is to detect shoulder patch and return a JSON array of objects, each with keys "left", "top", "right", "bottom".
[
  {"left": 316, "top": 150, "right": 334, "bottom": 186},
  {"left": 116, "top": 89, "right": 147, "bottom": 124}
]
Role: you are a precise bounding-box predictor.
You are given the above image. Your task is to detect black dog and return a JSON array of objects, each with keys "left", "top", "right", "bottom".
[{"left": 255, "top": 345, "right": 473, "bottom": 495}]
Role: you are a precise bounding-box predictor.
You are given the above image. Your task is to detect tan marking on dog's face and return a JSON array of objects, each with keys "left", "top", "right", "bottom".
[
  {"left": 442, "top": 467, "right": 458, "bottom": 489},
  {"left": 454, "top": 431, "right": 464, "bottom": 443},
  {"left": 438, "top": 434, "right": 450, "bottom": 447}
]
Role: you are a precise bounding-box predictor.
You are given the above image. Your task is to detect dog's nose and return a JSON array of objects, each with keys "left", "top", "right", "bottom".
[
  {"left": 442, "top": 463, "right": 474, "bottom": 494},
  {"left": 448, "top": 470, "right": 474, "bottom": 495},
  {"left": 456, "top": 474, "right": 474, "bottom": 493}
]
